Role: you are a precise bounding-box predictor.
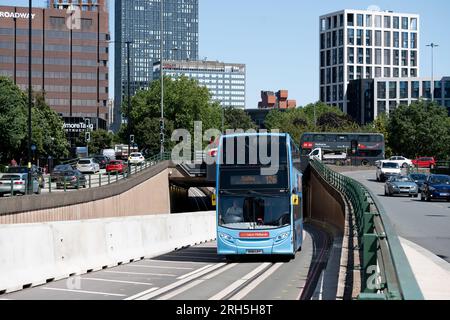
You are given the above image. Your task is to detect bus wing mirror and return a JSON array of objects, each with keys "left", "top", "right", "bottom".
[
  {"left": 292, "top": 195, "right": 299, "bottom": 206},
  {"left": 211, "top": 194, "right": 216, "bottom": 206}
]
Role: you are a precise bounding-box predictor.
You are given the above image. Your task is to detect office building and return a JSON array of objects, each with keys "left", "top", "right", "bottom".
[
  {"left": 348, "top": 77, "right": 450, "bottom": 124},
  {"left": 319, "top": 8, "right": 420, "bottom": 113},
  {"left": 153, "top": 60, "right": 246, "bottom": 109},
  {"left": 258, "top": 90, "right": 296, "bottom": 109},
  {"left": 0, "top": 1, "right": 109, "bottom": 146},
  {"left": 114, "top": 0, "right": 199, "bottom": 131}
]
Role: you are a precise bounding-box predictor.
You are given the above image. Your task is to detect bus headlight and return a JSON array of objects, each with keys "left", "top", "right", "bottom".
[
  {"left": 275, "top": 232, "right": 290, "bottom": 244},
  {"left": 219, "top": 232, "right": 233, "bottom": 242}
]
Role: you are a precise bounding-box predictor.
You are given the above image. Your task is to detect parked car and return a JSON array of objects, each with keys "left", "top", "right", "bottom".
[
  {"left": 93, "top": 155, "right": 109, "bottom": 169},
  {"left": 0, "top": 174, "right": 41, "bottom": 197},
  {"left": 7, "top": 165, "right": 45, "bottom": 188},
  {"left": 129, "top": 152, "right": 145, "bottom": 166},
  {"left": 51, "top": 164, "right": 75, "bottom": 182},
  {"left": 106, "top": 160, "right": 128, "bottom": 174},
  {"left": 421, "top": 174, "right": 450, "bottom": 202},
  {"left": 376, "top": 162, "right": 401, "bottom": 182},
  {"left": 385, "top": 175, "right": 419, "bottom": 198},
  {"left": 56, "top": 170, "right": 87, "bottom": 189},
  {"left": 408, "top": 173, "right": 428, "bottom": 192},
  {"left": 412, "top": 157, "right": 436, "bottom": 169},
  {"left": 386, "top": 156, "right": 413, "bottom": 168},
  {"left": 77, "top": 158, "right": 100, "bottom": 174}
]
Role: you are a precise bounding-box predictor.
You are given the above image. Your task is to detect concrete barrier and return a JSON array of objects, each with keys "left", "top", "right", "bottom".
[{"left": 0, "top": 211, "right": 216, "bottom": 294}]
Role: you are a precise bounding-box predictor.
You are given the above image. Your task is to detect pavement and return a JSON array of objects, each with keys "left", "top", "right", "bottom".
[{"left": 342, "top": 170, "right": 450, "bottom": 299}]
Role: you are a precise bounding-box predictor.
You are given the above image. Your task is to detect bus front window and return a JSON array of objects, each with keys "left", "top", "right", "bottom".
[{"left": 219, "top": 194, "right": 290, "bottom": 230}]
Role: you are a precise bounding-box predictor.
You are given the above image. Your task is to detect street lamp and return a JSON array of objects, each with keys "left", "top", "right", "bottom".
[
  {"left": 27, "top": 0, "right": 32, "bottom": 194},
  {"left": 426, "top": 43, "right": 439, "bottom": 101},
  {"left": 160, "top": 0, "right": 165, "bottom": 159}
]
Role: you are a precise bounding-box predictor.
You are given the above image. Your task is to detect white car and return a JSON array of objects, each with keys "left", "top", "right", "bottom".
[
  {"left": 129, "top": 152, "right": 145, "bottom": 165},
  {"left": 376, "top": 162, "right": 402, "bottom": 182},
  {"left": 77, "top": 158, "right": 100, "bottom": 174},
  {"left": 386, "top": 156, "right": 413, "bottom": 168}
]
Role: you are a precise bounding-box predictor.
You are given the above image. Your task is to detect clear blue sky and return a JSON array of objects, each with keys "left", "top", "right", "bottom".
[{"left": 1, "top": 0, "right": 450, "bottom": 108}]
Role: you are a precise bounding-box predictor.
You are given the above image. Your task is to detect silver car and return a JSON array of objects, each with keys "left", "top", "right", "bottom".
[
  {"left": 0, "top": 174, "right": 41, "bottom": 197},
  {"left": 77, "top": 158, "right": 100, "bottom": 174},
  {"left": 385, "top": 175, "right": 419, "bottom": 198}
]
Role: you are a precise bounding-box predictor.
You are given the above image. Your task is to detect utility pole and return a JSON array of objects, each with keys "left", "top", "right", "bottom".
[
  {"left": 126, "top": 40, "right": 132, "bottom": 167},
  {"left": 426, "top": 43, "right": 439, "bottom": 101},
  {"left": 27, "top": 0, "right": 32, "bottom": 194},
  {"left": 160, "top": 0, "right": 165, "bottom": 159}
]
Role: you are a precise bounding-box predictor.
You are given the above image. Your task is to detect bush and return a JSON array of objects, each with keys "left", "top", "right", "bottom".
[{"left": 0, "top": 164, "right": 8, "bottom": 173}]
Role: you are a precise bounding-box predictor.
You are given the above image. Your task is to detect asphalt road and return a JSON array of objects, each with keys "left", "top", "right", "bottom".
[
  {"left": 1, "top": 225, "right": 330, "bottom": 300},
  {"left": 344, "top": 170, "right": 450, "bottom": 263}
]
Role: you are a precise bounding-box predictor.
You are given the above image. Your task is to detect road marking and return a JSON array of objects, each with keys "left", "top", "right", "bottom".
[
  {"left": 177, "top": 264, "right": 213, "bottom": 279},
  {"left": 81, "top": 278, "right": 154, "bottom": 286},
  {"left": 148, "top": 260, "right": 206, "bottom": 265},
  {"left": 161, "top": 254, "right": 222, "bottom": 261},
  {"left": 104, "top": 271, "right": 176, "bottom": 277},
  {"left": 129, "top": 265, "right": 194, "bottom": 270},
  {"left": 124, "top": 287, "right": 160, "bottom": 300},
  {"left": 208, "top": 263, "right": 272, "bottom": 300},
  {"left": 127, "top": 263, "right": 226, "bottom": 300},
  {"left": 229, "top": 263, "right": 284, "bottom": 300},
  {"left": 41, "top": 287, "right": 126, "bottom": 297}
]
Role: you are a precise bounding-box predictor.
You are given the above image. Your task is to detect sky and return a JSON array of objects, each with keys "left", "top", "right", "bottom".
[{"left": 1, "top": 0, "right": 450, "bottom": 108}]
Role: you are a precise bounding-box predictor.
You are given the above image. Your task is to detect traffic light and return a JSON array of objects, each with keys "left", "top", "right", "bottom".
[
  {"left": 351, "top": 140, "right": 358, "bottom": 155},
  {"left": 85, "top": 131, "right": 91, "bottom": 142},
  {"left": 130, "top": 134, "right": 135, "bottom": 144}
]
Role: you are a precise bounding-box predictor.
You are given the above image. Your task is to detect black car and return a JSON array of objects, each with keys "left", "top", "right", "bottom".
[
  {"left": 421, "top": 174, "right": 450, "bottom": 202},
  {"left": 56, "top": 170, "right": 87, "bottom": 189},
  {"left": 51, "top": 164, "right": 75, "bottom": 182},
  {"left": 7, "top": 165, "right": 45, "bottom": 188},
  {"left": 93, "top": 155, "right": 109, "bottom": 169},
  {"left": 409, "top": 173, "right": 428, "bottom": 192}
]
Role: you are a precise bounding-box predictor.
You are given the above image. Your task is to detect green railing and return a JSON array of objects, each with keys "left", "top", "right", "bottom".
[{"left": 310, "top": 159, "right": 424, "bottom": 300}]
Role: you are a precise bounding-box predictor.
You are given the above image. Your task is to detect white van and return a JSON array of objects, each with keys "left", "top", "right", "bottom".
[{"left": 102, "top": 149, "right": 116, "bottom": 161}]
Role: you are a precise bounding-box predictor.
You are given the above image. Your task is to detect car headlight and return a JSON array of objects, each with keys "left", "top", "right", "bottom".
[
  {"left": 219, "top": 232, "right": 233, "bottom": 242},
  {"left": 275, "top": 232, "right": 290, "bottom": 243}
]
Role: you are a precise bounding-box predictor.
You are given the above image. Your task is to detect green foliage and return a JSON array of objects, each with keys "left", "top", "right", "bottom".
[
  {"left": 223, "top": 107, "right": 257, "bottom": 131},
  {"left": 387, "top": 100, "right": 450, "bottom": 160},
  {"left": 87, "top": 129, "right": 115, "bottom": 155}
]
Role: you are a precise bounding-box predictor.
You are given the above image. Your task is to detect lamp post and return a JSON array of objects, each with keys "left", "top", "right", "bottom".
[
  {"left": 27, "top": 0, "right": 32, "bottom": 194},
  {"left": 125, "top": 40, "right": 132, "bottom": 167},
  {"left": 160, "top": 0, "right": 165, "bottom": 159},
  {"left": 426, "top": 43, "right": 439, "bottom": 101}
]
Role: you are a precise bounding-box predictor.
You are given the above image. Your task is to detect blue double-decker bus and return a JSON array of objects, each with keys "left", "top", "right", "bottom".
[{"left": 215, "top": 133, "right": 303, "bottom": 259}]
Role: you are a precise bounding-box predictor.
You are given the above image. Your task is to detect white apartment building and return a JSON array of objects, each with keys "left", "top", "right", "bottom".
[{"left": 319, "top": 8, "right": 420, "bottom": 113}]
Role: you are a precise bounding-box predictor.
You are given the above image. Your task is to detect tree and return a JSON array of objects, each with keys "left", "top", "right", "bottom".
[
  {"left": 388, "top": 100, "right": 450, "bottom": 159},
  {"left": 223, "top": 107, "right": 256, "bottom": 131},
  {"left": 87, "top": 129, "right": 115, "bottom": 155},
  {"left": 0, "top": 76, "right": 27, "bottom": 163}
]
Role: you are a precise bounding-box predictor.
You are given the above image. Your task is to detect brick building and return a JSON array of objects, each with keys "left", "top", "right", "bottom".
[{"left": 258, "top": 90, "right": 296, "bottom": 109}]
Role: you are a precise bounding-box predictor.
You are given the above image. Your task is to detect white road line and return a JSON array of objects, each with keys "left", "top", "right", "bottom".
[
  {"left": 161, "top": 255, "right": 221, "bottom": 261},
  {"left": 123, "top": 287, "right": 160, "bottom": 300},
  {"left": 128, "top": 265, "right": 194, "bottom": 270},
  {"left": 208, "top": 263, "right": 272, "bottom": 300},
  {"left": 104, "top": 271, "right": 176, "bottom": 277},
  {"left": 41, "top": 287, "right": 126, "bottom": 297},
  {"left": 81, "top": 278, "right": 154, "bottom": 286},
  {"left": 148, "top": 260, "right": 206, "bottom": 265},
  {"left": 177, "top": 264, "right": 213, "bottom": 280},
  {"left": 158, "top": 263, "right": 238, "bottom": 300},
  {"left": 229, "top": 263, "right": 284, "bottom": 300},
  {"left": 127, "top": 263, "right": 226, "bottom": 300}
]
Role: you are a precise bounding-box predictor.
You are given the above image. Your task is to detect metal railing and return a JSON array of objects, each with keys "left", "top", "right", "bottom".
[
  {"left": 310, "top": 159, "right": 424, "bottom": 300},
  {"left": 0, "top": 152, "right": 173, "bottom": 198}
]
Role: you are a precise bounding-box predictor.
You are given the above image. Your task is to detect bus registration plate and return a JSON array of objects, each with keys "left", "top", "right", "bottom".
[{"left": 246, "top": 249, "right": 264, "bottom": 255}]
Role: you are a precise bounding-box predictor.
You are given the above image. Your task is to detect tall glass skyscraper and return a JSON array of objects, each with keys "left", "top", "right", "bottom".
[{"left": 113, "top": 0, "right": 199, "bottom": 131}]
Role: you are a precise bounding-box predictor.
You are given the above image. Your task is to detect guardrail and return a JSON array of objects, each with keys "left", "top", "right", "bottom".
[
  {"left": 0, "top": 152, "right": 173, "bottom": 198},
  {"left": 310, "top": 159, "right": 424, "bottom": 300}
]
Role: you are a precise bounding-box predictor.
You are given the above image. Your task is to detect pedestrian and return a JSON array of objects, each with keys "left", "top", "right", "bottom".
[{"left": 10, "top": 158, "right": 18, "bottom": 167}]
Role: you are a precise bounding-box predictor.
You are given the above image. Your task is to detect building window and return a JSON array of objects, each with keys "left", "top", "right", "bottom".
[
  {"left": 411, "top": 33, "right": 417, "bottom": 49},
  {"left": 321, "top": 19, "right": 327, "bottom": 31},
  {"left": 347, "top": 13, "right": 354, "bottom": 26},
  {"left": 402, "top": 17, "right": 409, "bottom": 29},
  {"left": 423, "top": 81, "right": 431, "bottom": 99},
  {"left": 378, "top": 101, "right": 386, "bottom": 114},
  {"left": 357, "top": 66, "right": 363, "bottom": 79},
  {"left": 327, "top": 50, "right": 331, "bottom": 66},
  {"left": 320, "top": 69, "right": 325, "bottom": 85},
  {"left": 338, "top": 29, "right": 344, "bottom": 46},
  {"left": 321, "top": 87, "right": 326, "bottom": 101},
  {"left": 321, "top": 51, "right": 325, "bottom": 67},
  {"left": 338, "top": 66, "right": 343, "bottom": 82},
  {"left": 332, "top": 48, "right": 337, "bottom": 65},
  {"left": 393, "top": 16, "right": 400, "bottom": 29},
  {"left": 326, "top": 68, "right": 331, "bottom": 83},
  {"left": 321, "top": 34, "right": 326, "bottom": 49},
  {"left": 358, "top": 48, "right": 364, "bottom": 64},
  {"left": 339, "top": 84, "right": 344, "bottom": 100},
  {"left": 384, "top": 31, "right": 391, "bottom": 47},
  {"left": 357, "top": 29, "right": 363, "bottom": 46},
  {"left": 357, "top": 14, "right": 364, "bottom": 27},
  {"left": 389, "top": 82, "right": 397, "bottom": 99},
  {"left": 375, "top": 15, "right": 382, "bottom": 28},
  {"left": 393, "top": 50, "right": 400, "bottom": 65},
  {"left": 348, "top": 66, "right": 354, "bottom": 80},
  {"left": 366, "top": 14, "right": 372, "bottom": 27},
  {"left": 366, "top": 48, "right": 372, "bottom": 64},
  {"left": 377, "top": 82, "right": 386, "bottom": 99},
  {"left": 326, "top": 86, "right": 331, "bottom": 101},
  {"left": 339, "top": 47, "right": 344, "bottom": 64},
  {"left": 375, "top": 49, "right": 382, "bottom": 65},
  {"left": 333, "top": 15, "right": 338, "bottom": 29},
  {"left": 393, "top": 32, "right": 400, "bottom": 48},
  {"left": 384, "top": 16, "right": 391, "bottom": 28},
  {"left": 402, "top": 32, "right": 408, "bottom": 48},
  {"left": 400, "top": 81, "right": 408, "bottom": 99},
  {"left": 401, "top": 50, "right": 408, "bottom": 66},
  {"left": 348, "top": 47, "right": 354, "bottom": 63},
  {"left": 332, "top": 67, "right": 337, "bottom": 83},
  {"left": 434, "top": 81, "right": 442, "bottom": 99},
  {"left": 410, "top": 51, "right": 417, "bottom": 67},
  {"left": 389, "top": 101, "right": 397, "bottom": 113},
  {"left": 340, "top": 14, "right": 344, "bottom": 27},
  {"left": 445, "top": 81, "right": 450, "bottom": 99},
  {"left": 375, "top": 31, "right": 382, "bottom": 46},
  {"left": 366, "top": 30, "right": 372, "bottom": 46},
  {"left": 366, "top": 66, "right": 372, "bottom": 79},
  {"left": 333, "top": 31, "right": 337, "bottom": 47},
  {"left": 411, "top": 81, "right": 420, "bottom": 98},
  {"left": 410, "top": 69, "right": 417, "bottom": 77},
  {"left": 348, "top": 29, "right": 354, "bottom": 45},
  {"left": 411, "top": 18, "right": 418, "bottom": 31},
  {"left": 401, "top": 68, "right": 408, "bottom": 77},
  {"left": 375, "top": 67, "right": 382, "bottom": 77},
  {"left": 393, "top": 68, "right": 399, "bottom": 77},
  {"left": 327, "top": 32, "right": 332, "bottom": 48},
  {"left": 384, "top": 67, "right": 391, "bottom": 78},
  {"left": 384, "top": 49, "right": 391, "bottom": 65},
  {"left": 332, "top": 85, "right": 337, "bottom": 101}
]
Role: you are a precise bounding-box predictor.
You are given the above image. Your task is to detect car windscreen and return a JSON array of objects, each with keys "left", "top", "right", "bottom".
[
  {"left": 430, "top": 176, "right": 450, "bottom": 185},
  {"left": 410, "top": 174, "right": 426, "bottom": 181},
  {"left": 54, "top": 165, "right": 72, "bottom": 171},
  {"left": 393, "top": 176, "right": 413, "bottom": 182},
  {"left": 63, "top": 171, "right": 76, "bottom": 176},
  {"left": 382, "top": 162, "right": 399, "bottom": 168},
  {"left": 1, "top": 175, "right": 22, "bottom": 180},
  {"left": 78, "top": 160, "right": 92, "bottom": 165},
  {"left": 130, "top": 153, "right": 142, "bottom": 157},
  {"left": 109, "top": 161, "right": 121, "bottom": 165},
  {"left": 7, "top": 167, "right": 28, "bottom": 174}
]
